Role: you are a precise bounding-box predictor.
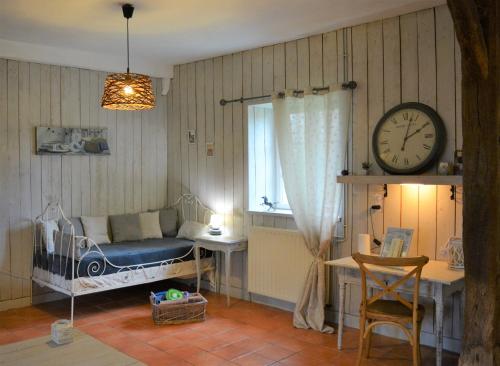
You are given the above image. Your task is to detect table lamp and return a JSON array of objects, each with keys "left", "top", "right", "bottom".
[{"left": 209, "top": 214, "right": 223, "bottom": 235}]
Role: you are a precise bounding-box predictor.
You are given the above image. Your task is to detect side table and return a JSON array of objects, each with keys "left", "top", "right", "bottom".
[{"left": 194, "top": 234, "right": 248, "bottom": 306}]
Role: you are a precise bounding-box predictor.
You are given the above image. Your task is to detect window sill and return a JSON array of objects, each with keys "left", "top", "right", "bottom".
[{"left": 247, "top": 209, "right": 293, "bottom": 218}]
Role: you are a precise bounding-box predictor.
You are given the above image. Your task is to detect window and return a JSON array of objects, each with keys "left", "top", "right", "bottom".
[{"left": 247, "top": 102, "right": 291, "bottom": 214}]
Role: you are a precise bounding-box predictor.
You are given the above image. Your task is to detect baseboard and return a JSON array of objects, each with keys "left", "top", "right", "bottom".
[
  {"left": 32, "top": 291, "right": 68, "bottom": 305},
  {"left": 249, "top": 293, "right": 295, "bottom": 312},
  {"left": 0, "top": 296, "right": 31, "bottom": 311},
  {"left": 325, "top": 308, "right": 462, "bottom": 354},
  {"left": 177, "top": 278, "right": 250, "bottom": 300}
]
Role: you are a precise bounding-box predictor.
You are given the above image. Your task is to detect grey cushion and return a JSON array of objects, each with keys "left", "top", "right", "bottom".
[
  {"left": 109, "top": 213, "right": 142, "bottom": 242},
  {"left": 159, "top": 208, "right": 178, "bottom": 237},
  {"left": 53, "top": 231, "right": 86, "bottom": 260},
  {"left": 58, "top": 217, "right": 84, "bottom": 237}
]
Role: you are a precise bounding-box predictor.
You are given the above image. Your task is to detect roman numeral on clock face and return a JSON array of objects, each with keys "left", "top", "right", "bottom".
[
  {"left": 423, "top": 144, "right": 431, "bottom": 150},
  {"left": 392, "top": 155, "right": 398, "bottom": 163}
]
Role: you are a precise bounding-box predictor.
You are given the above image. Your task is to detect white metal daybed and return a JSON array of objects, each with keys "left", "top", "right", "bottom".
[{"left": 32, "top": 194, "right": 214, "bottom": 325}]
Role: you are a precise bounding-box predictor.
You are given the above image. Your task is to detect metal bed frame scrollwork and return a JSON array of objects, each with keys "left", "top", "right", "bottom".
[{"left": 32, "top": 194, "right": 215, "bottom": 326}]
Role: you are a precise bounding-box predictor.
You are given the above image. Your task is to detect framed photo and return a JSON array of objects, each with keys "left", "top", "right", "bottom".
[
  {"left": 36, "top": 127, "right": 110, "bottom": 156},
  {"left": 206, "top": 142, "right": 214, "bottom": 157},
  {"left": 380, "top": 227, "right": 414, "bottom": 258},
  {"left": 188, "top": 130, "right": 196, "bottom": 144}
]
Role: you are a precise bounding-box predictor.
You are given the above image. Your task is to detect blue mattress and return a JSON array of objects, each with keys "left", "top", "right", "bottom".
[{"left": 35, "top": 237, "right": 206, "bottom": 279}]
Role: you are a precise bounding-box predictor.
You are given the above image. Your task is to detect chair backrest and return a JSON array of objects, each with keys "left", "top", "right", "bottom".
[{"left": 352, "top": 252, "right": 429, "bottom": 319}]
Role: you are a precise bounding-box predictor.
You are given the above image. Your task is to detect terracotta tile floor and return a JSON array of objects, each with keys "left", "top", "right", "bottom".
[{"left": 0, "top": 282, "right": 459, "bottom": 365}]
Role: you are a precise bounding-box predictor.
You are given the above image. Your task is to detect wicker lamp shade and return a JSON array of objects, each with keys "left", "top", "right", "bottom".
[{"left": 101, "top": 72, "right": 155, "bottom": 110}]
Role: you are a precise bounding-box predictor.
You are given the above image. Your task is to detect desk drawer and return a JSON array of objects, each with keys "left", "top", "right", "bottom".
[
  {"left": 339, "top": 268, "right": 434, "bottom": 297},
  {"left": 369, "top": 275, "right": 433, "bottom": 297}
]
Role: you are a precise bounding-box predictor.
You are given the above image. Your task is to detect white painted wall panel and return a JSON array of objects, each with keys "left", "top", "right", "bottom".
[
  {"left": 165, "top": 4, "right": 463, "bottom": 349},
  {"left": 0, "top": 60, "right": 168, "bottom": 307}
]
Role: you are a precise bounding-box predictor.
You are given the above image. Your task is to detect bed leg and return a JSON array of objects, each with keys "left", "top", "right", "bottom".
[{"left": 70, "top": 294, "right": 75, "bottom": 327}]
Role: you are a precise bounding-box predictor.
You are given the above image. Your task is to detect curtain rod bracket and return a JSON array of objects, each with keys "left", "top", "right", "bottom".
[{"left": 343, "top": 81, "right": 357, "bottom": 90}]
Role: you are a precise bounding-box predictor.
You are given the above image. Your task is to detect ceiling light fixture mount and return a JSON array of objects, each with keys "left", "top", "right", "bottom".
[{"left": 101, "top": 3, "right": 155, "bottom": 111}]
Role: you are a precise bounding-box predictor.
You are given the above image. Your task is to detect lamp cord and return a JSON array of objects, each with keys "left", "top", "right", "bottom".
[
  {"left": 369, "top": 205, "right": 382, "bottom": 248},
  {"left": 126, "top": 18, "right": 130, "bottom": 74}
]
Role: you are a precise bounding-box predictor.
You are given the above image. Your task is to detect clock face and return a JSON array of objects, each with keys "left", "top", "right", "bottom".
[{"left": 373, "top": 102, "right": 446, "bottom": 174}]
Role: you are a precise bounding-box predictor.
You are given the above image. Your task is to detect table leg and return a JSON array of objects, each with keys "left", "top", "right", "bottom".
[
  {"left": 225, "top": 250, "right": 231, "bottom": 306},
  {"left": 195, "top": 245, "right": 201, "bottom": 293},
  {"left": 338, "top": 277, "right": 346, "bottom": 350},
  {"left": 434, "top": 283, "right": 444, "bottom": 366},
  {"left": 460, "top": 288, "right": 465, "bottom": 333},
  {"left": 215, "top": 252, "right": 221, "bottom": 294}
]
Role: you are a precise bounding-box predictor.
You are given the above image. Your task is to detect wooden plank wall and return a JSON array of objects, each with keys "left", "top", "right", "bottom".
[
  {"left": 167, "top": 5, "right": 463, "bottom": 347},
  {"left": 0, "top": 60, "right": 168, "bottom": 308}
]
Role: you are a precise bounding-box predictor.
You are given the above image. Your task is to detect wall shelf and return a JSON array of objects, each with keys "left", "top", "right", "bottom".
[{"left": 336, "top": 175, "right": 462, "bottom": 185}]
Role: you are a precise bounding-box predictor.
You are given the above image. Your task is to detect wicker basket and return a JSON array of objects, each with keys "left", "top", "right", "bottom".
[{"left": 150, "top": 293, "right": 207, "bottom": 325}]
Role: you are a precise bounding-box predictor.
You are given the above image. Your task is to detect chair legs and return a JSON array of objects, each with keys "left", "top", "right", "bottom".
[
  {"left": 365, "top": 320, "right": 373, "bottom": 359},
  {"left": 411, "top": 321, "right": 423, "bottom": 366},
  {"left": 357, "top": 319, "right": 422, "bottom": 366},
  {"left": 356, "top": 316, "right": 366, "bottom": 366}
]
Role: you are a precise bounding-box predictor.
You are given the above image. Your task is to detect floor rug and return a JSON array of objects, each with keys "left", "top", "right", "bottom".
[{"left": 0, "top": 328, "right": 143, "bottom": 366}]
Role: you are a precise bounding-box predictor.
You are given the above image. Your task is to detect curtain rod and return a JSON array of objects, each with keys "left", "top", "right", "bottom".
[{"left": 219, "top": 81, "right": 357, "bottom": 106}]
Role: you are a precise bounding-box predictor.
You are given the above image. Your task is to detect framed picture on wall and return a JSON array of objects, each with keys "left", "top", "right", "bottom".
[
  {"left": 380, "top": 227, "right": 414, "bottom": 258},
  {"left": 36, "top": 127, "right": 110, "bottom": 155}
]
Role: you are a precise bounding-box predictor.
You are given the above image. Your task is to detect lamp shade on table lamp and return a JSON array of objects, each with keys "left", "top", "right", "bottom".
[{"left": 209, "top": 214, "right": 223, "bottom": 235}]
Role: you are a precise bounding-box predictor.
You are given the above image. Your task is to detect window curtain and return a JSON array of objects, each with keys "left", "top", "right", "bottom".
[{"left": 272, "top": 86, "right": 350, "bottom": 332}]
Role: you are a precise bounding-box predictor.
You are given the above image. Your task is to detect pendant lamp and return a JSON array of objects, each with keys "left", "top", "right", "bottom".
[{"left": 101, "top": 4, "right": 155, "bottom": 110}]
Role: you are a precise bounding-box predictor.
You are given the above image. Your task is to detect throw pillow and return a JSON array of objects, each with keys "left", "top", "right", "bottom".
[
  {"left": 81, "top": 216, "right": 111, "bottom": 245},
  {"left": 109, "top": 213, "right": 142, "bottom": 242},
  {"left": 139, "top": 211, "right": 163, "bottom": 239},
  {"left": 53, "top": 231, "right": 86, "bottom": 259},
  {"left": 42, "top": 220, "right": 59, "bottom": 253},
  {"left": 176, "top": 221, "right": 207, "bottom": 241},
  {"left": 159, "top": 208, "right": 178, "bottom": 237},
  {"left": 58, "top": 217, "right": 84, "bottom": 237}
]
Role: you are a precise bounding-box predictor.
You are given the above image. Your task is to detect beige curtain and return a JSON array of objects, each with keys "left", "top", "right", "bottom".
[{"left": 273, "top": 86, "right": 350, "bottom": 332}]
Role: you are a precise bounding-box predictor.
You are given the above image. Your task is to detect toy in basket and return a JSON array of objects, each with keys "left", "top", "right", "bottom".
[{"left": 150, "top": 289, "right": 207, "bottom": 325}]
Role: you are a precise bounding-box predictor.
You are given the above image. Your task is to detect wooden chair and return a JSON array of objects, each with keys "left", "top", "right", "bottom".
[{"left": 352, "top": 252, "right": 429, "bottom": 366}]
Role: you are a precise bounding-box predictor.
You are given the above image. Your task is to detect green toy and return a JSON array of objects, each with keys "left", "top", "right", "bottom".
[{"left": 165, "top": 288, "right": 184, "bottom": 301}]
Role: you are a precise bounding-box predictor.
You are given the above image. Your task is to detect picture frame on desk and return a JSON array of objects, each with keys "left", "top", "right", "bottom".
[{"left": 380, "top": 227, "right": 414, "bottom": 257}]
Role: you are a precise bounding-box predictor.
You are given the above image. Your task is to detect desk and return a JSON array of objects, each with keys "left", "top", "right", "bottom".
[
  {"left": 194, "top": 234, "right": 248, "bottom": 306},
  {"left": 326, "top": 257, "right": 464, "bottom": 366}
]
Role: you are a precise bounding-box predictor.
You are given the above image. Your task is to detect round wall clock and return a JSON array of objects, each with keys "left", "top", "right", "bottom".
[{"left": 372, "top": 102, "right": 446, "bottom": 175}]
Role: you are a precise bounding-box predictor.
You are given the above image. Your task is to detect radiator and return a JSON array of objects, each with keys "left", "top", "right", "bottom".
[{"left": 248, "top": 226, "right": 314, "bottom": 303}]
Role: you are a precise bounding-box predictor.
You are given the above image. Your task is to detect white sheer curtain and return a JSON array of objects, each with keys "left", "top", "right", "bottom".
[{"left": 273, "top": 86, "right": 350, "bottom": 332}]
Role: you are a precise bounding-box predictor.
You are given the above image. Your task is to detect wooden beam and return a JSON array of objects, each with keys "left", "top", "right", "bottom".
[
  {"left": 448, "top": 0, "right": 499, "bottom": 365},
  {"left": 447, "top": 0, "right": 489, "bottom": 78}
]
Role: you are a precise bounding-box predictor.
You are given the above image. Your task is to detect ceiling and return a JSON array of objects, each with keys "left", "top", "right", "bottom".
[{"left": 0, "top": 0, "right": 445, "bottom": 77}]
